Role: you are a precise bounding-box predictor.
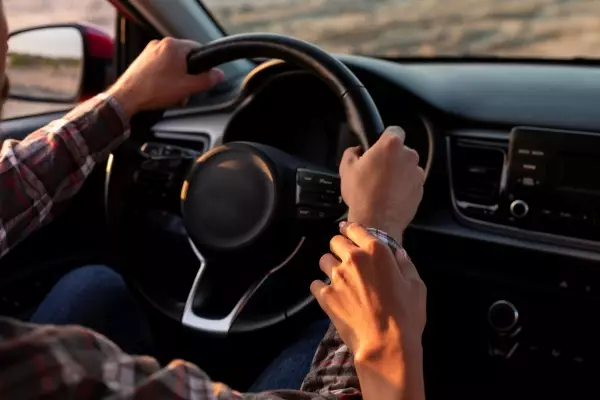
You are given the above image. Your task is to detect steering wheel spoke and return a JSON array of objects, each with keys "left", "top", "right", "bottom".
[
  {"left": 295, "top": 167, "right": 346, "bottom": 224},
  {"left": 132, "top": 143, "right": 198, "bottom": 211},
  {"left": 182, "top": 239, "right": 304, "bottom": 334}
]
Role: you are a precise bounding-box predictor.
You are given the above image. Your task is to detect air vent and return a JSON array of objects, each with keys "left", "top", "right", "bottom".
[{"left": 452, "top": 139, "right": 506, "bottom": 205}]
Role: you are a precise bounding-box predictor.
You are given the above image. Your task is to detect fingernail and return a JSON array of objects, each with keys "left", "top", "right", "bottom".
[
  {"left": 387, "top": 126, "right": 406, "bottom": 141},
  {"left": 398, "top": 248, "right": 411, "bottom": 262},
  {"left": 209, "top": 68, "right": 224, "bottom": 85},
  {"left": 339, "top": 220, "right": 348, "bottom": 231}
]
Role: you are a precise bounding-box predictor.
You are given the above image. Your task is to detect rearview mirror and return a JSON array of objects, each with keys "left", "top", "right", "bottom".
[{"left": 7, "top": 26, "right": 84, "bottom": 103}]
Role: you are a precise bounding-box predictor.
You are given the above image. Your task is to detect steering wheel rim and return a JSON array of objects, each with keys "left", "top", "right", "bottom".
[
  {"left": 110, "top": 33, "right": 385, "bottom": 335},
  {"left": 187, "top": 33, "right": 384, "bottom": 149}
]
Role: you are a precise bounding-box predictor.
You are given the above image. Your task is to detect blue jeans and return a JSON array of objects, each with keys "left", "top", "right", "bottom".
[
  {"left": 30, "top": 265, "right": 329, "bottom": 390},
  {"left": 30, "top": 265, "right": 154, "bottom": 355}
]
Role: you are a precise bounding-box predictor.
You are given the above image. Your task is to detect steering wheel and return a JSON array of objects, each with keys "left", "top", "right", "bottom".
[{"left": 107, "top": 33, "right": 384, "bottom": 335}]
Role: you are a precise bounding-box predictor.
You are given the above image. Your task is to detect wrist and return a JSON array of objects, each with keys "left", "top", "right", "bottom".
[
  {"left": 354, "top": 333, "right": 424, "bottom": 399},
  {"left": 355, "top": 348, "right": 424, "bottom": 400},
  {"left": 347, "top": 211, "right": 403, "bottom": 245},
  {"left": 106, "top": 84, "right": 142, "bottom": 120}
]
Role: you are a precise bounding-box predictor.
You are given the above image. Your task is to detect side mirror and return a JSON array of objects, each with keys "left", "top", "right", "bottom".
[{"left": 7, "top": 24, "right": 114, "bottom": 104}]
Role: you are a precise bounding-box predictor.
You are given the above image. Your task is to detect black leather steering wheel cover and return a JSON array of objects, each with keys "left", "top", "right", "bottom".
[{"left": 187, "top": 33, "right": 384, "bottom": 149}]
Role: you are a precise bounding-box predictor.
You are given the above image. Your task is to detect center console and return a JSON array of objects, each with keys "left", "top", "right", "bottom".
[
  {"left": 443, "top": 127, "right": 600, "bottom": 398},
  {"left": 449, "top": 126, "right": 600, "bottom": 245}
]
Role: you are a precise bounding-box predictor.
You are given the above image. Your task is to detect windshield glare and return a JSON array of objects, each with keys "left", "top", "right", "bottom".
[{"left": 203, "top": 0, "right": 600, "bottom": 59}]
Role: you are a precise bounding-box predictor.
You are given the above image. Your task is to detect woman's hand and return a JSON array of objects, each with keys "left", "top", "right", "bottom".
[{"left": 311, "top": 222, "right": 426, "bottom": 400}]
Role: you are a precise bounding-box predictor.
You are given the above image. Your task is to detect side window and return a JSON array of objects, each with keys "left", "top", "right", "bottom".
[{"left": 3, "top": 0, "right": 116, "bottom": 120}]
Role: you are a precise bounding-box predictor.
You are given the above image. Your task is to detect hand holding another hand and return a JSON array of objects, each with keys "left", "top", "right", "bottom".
[{"left": 311, "top": 223, "right": 426, "bottom": 400}]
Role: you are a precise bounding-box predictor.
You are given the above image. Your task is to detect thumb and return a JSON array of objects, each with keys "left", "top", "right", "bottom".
[
  {"left": 187, "top": 68, "right": 224, "bottom": 93},
  {"left": 339, "top": 146, "right": 360, "bottom": 178}
]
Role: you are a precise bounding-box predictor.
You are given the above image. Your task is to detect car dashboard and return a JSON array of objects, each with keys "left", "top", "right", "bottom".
[
  {"left": 148, "top": 57, "right": 600, "bottom": 399},
  {"left": 3, "top": 52, "right": 600, "bottom": 399}
]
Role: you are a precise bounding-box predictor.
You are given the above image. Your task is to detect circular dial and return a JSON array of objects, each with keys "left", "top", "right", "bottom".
[
  {"left": 488, "top": 300, "right": 519, "bottom": 332},
  {"left": 510, "top": 200, "right": 529, "bottom": 219}
]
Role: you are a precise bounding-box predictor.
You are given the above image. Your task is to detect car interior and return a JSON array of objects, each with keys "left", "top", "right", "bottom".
[{"left": 2, "top": 0, "right": 600, "bottom": 399}]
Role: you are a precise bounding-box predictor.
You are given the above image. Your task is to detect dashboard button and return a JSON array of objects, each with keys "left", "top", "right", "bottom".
[
  {"left": 488, "top": 300, "right": 519, "bottom": 332},
  {"left": 297, "top": 171, "right": 317, "bottom": 187},
  {"left": 297, "top": 207, "right": 317, "bottom": 219},
  {"left": 297, "top": 169, "right": 340, "bottom": 193}
]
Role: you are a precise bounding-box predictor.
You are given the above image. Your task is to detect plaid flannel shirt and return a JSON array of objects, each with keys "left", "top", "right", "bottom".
[
  {"left": 0, "top": 94, "right": 363, "bottom": 399},
  {"left": 0, "top": 94, "right": 403, "bottom": 399}
]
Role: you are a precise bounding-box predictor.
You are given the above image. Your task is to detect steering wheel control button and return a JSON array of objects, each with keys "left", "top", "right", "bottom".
[
  {"left": 297, "top": 207, "right": 317, "bottom": 219},
  {"left": 297, "top": 170, "right": 316, "bottom": 186},
  {"left": 488, "top": 300, "right": 520, "bottom": 333},
  {"left": 296, "top": 168, "right": 341, "bottom": 193},
  {"left": 510, "top": 200, "right": 529, "bottom": 219}
]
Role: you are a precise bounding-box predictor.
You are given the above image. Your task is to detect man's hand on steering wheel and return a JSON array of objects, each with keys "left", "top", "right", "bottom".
[
  {"left": 107, "top": 38, "right": 224, "bottom": 119},
  {"left": 341, "top": 127, "right": 425, "bottom": 244}
]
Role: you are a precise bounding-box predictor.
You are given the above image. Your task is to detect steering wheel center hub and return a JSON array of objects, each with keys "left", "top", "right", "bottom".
[{"left": 181, "top": 144, "right": 277, "bottom": 251}]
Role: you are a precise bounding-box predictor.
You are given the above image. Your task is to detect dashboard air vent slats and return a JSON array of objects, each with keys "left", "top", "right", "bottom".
[{"left": 452, "top": 140, "right": 506, "bottom": 206}]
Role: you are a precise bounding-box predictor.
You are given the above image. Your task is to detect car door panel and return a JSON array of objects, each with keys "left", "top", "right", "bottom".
[{"left": 0, "top": 112, "right": 67, "bottom": 141}]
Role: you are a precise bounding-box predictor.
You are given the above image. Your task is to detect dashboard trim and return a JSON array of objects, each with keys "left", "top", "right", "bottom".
[
  {"left": 446, "top": 134, "right": 600, "bottom": 253},
  {"left": 420, "top": 115, "right": 435, "bottom": 179},
  {"left": 151, "top": 113, "right": 232, "bottom": 148},
  {"left": 181, "top": 237, "right": 305, "bottom": 334}
]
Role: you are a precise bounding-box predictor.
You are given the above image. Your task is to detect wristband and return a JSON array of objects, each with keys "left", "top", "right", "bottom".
[{"left": 366, "top": 228, "right": 403, "bottom": 254}]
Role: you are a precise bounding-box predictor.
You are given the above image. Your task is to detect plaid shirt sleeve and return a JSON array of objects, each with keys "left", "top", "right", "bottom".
[
  {"left": 0, "top": 93, "right": 129, "bottom": 259},
  {"left": 0, "top": 317, "right": 358, "bottom": 400}
]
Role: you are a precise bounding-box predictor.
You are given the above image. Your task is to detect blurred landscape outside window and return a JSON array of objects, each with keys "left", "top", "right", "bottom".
[{"left": 204, "top": 0, "right": 600, "bottom": 58}]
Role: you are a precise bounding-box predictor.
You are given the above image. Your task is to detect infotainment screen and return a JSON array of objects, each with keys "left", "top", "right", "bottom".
[{"left": 557, "top": 153, "right": 600, "bottom": 194}]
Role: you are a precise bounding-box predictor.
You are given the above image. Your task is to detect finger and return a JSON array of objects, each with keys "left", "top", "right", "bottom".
[
  {"left": 330, "top": 234, "right": 357, "bottom": 261},
  {"left": 147, "top": 39, "right": 160, "bottom": 48},
  {"left": 174, "top": 38, "right": 203, "bottom": 52},
  {"left": 381, "top": 126, "right": 406, "bottom": 143},
  {"left": 339, "top": 146, "right": 360, "bottom": 178},
  {"left": 186, "top": 68, "right": 224, "bottom": 93},
  {"left": 310, "top": 280, "right": 334, "bottom": 317},
  {"left": 339, "top": 221, "right": 377, "bottom": 250},
  {"left": 319, "top": 253, "right": 339, "bottom": 279},
  {"left": 406, "top": 146, "right": 420, "bottom": 166},
  {"left": 395, "top": 249, "right": 421, "bottom": 281},
  {"left": 416, "top": 166, "right": 426, "bottom": 186}
]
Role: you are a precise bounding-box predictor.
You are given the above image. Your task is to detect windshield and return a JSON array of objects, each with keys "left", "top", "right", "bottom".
[{"left": 203, "top": 0, "right": 599, "bottom": 59}]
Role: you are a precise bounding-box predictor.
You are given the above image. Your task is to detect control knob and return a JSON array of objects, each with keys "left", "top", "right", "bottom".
[
  {"left": 510, "top": 200, "right": 529, "bottom": 219},
  {"left": 488, "top": 300, "right": 519, "bottom": 332}
]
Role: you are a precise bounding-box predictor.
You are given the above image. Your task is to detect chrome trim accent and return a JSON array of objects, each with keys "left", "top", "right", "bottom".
[
  {"left": 448, "top": 130, "right": 510, "bottom": 141},
  {"left": 506, "top": 342, "right": 520, "bottom": 359},
  {"left": 420, "top": 115, "right": 436, "bottom": 179},
  {"left": 488, "top": 300, "right": 519, "bottom": 333},
  {"left": 455, "top": 201, "right": 498, "bottom": 212},
  {"left": 182, "top": 237, "right": 305, "bottom": 334},
  {"left": 446, "top": 136, "right": 600, "bottom": 251},
  {"left": 509, "top": 200, "right": 529, "bottom": 219},
  {"left": 103, "top": 153, "right": 115, "bottom": 221},
  {"left": 151, "top": 113, "right": 231, "bottom": 148}
]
